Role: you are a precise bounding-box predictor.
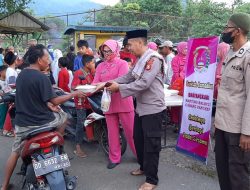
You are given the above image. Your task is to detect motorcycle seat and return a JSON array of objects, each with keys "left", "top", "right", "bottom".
[{"left": 21, "top": 126, "right": 56, "bottom": 141}]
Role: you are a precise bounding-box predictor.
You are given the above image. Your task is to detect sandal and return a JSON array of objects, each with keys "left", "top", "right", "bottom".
[
  {"left": 2, "top": 130, "right": 14, "bottom": 137},
  {"left": 73, "top": 150, "right": 87, "bottom": 158},
  {"left": 130, "top": 168, "right": 144, "bottom": 176},
  {"left": 138, "top": 183, "right": 156, "bottom": 190}
]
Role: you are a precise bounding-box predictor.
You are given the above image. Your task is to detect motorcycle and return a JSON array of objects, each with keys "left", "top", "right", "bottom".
[
  {"left": 0, "top": 91, "right": 77, "bottom": 190},
  {"left": 57, "top": 88, "right": 127, "bottom": 156}
]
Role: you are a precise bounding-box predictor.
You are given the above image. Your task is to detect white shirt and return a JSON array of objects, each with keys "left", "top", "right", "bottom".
[
  {"left": 0, "top": 79, "right": 6, "bottom": 91},
  {"left": 164, "top": 53, "right": 175, "bottom": 84},
  {"left": 5, "top": 67, "right": 18, "bottom": 85},
  {"left": 68, "top": 69, "right": 73, "bottom": 91}
]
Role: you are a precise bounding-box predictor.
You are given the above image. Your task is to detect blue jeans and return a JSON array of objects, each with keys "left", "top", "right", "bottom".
[
  {"left": 0, "top": 104, "right": 7, "bottom": 129},
  {"left": 75, "top": 108, "right": 87, "bottom": 144}
]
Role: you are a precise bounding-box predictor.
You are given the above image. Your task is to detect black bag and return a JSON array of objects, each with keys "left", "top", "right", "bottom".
[{"left": 87, "top": 92, "right": 103, "bottom": 115}]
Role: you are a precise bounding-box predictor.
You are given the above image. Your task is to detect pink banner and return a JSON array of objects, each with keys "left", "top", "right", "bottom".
[{"left": 176, "top": 36, "right": 219, "bottom": 162}]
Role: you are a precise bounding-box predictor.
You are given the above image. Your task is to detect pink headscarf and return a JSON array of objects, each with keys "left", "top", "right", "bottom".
[
  {"left": 177, "top": 41, "right": 188, "bottom": 56},
  {"left": 102, "top": 39, "right": 120, "bottom": 62},
  {"left": 147, "top": 42, "right": 158, "bottom": 51},
  {"left": 216, "top": 42, "right": 230, "bottom": 78},
  {"left": 214, "top": 42, "right": 230, "bottom": 99},
  {"left": 171, "top": 41, "right": 187, "bottom": 84}
]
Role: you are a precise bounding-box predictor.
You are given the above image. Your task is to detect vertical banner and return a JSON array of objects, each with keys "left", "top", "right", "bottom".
[{"left": 176, "top": 36, "right": 219, "bottom": 162}]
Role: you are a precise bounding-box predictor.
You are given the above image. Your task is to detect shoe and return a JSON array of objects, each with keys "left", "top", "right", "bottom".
[
  {"left": 138, "top": 182, "right": 157, "bottom": 190},
  {"left": 130, "top": 168, "right": 144, "bottom": 176},
  {"left": 107, "top": 162, "right": 119, "bottom": 169}
]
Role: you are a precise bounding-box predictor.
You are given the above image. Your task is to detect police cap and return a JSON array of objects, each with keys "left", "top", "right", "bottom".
[{"left": 126, "top": 29, "right": 148, "bottom": 40}]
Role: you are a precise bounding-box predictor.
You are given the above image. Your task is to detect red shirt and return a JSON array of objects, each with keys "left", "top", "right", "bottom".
[
  {"left": 119, "top": 50, "right": 137, "bottom": 65},
  {"left": 58, "top": 68, "right": 70, "bottom": 92},
  {"left": 71, "top": 69, "right": 95, "bottom": 109}
]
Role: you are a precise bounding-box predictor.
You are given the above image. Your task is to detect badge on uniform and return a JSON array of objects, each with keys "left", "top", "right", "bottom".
[
  {"left": 145, "top": 58, "right": 154, "bottom": 71},
  {"left": 239, "top": 48, "right": 244, "bottom": 54}
]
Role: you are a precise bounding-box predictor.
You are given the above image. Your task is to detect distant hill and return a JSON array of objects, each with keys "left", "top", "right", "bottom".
[{"left": 28, "top": 0, "right": 103, "bottom": 24}]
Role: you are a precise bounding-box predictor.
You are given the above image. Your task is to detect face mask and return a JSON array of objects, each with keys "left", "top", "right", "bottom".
[{"left": 221, "top": 31, "right": 234, "bottom": 44}]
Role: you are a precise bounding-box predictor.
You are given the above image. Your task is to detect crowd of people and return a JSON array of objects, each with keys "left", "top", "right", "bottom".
[{"left": 0, "top": 12, "right": 250, "bottom": 190}]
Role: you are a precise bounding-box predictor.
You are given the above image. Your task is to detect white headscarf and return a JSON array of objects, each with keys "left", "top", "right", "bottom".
[{"left": 51, "top": 49, "right": 63, "bottom": 85}]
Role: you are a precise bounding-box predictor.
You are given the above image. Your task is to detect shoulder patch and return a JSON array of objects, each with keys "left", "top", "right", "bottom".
[{"left": 145, "top": 58, "right": 154, "bottom": 71}]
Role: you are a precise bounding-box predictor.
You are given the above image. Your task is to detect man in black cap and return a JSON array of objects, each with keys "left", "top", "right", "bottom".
[
  {"left": 104, "top": 29, "right": 166, "bottom": 190},
  {"left": 214, "top": 12, "right": 250, "bottom": 190}
]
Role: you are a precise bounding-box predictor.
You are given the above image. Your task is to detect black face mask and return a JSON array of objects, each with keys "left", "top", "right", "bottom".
[{"left": 221, "top": 31, "right": 235, "bottom": 44}]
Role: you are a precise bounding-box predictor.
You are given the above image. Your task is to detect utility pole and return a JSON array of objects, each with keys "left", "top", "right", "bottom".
[
  {"left": 66, "top": 13, "right": 69, "bottom": 26},
  {"left": 94, "top": 9, "right": 96, "bottom": 26}
]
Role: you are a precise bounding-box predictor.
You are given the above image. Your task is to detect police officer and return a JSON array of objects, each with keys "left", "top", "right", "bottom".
[
  {"left": 106, "top": 29, "right": 166, "bottom": 190},
  {"left": 215, "top": 13, "right": 250, "bottom": 190}
]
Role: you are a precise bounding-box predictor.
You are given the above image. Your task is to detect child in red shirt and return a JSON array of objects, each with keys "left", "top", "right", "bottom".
[
  {"left": 71, "top": 54, "right": 95, "bottom": 157},
  {"left": 58, "top": 57, "right": 70, "bottom": 92}
]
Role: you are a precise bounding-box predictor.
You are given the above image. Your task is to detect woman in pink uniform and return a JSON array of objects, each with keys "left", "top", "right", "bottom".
[
  {"left": 171, "top": 41, "right": 187, "bottom": 84},
  {"left": 170, "top": 42, "right": 187, "bottom": 132},
  {"left": 214, "top": 42, "right": 230, "bottom": 99},
  {"left": 92, "top": 39, "right": 136, "bottom": 169}
]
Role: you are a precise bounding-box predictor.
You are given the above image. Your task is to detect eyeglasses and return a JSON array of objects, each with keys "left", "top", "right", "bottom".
[
  {"left": 223, "top": 25, "right": 237, "bottom": 30},
  {"left": 102, "top": 50, "right": 113, "bottom": 55}
]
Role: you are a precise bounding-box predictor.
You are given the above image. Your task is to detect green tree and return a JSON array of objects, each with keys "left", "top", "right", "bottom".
[
  {"left": 0, "top": 0, "right": 31, "bottom": 15},
  {"left": 96, "top": 0, "right": 183, "bottom": 40},
  {"left": 184, "top": 0, "right": 231, "bottom": 38},
  {"left": 235, "top": 2, "right": 250, "bottom": 14},
  {"left": 96, "top": 3, "right": 148, "bottom": 27}
]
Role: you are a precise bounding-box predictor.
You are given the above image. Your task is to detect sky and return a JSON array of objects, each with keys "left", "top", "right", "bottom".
[
  {"left": 90, "top": 0, "right": 250, "bottom": 6},
  {"left": 213, "top": 0, "right": 250, "bottom": 4},
  {"left": 90, "top": 0, "right": 120, "bottom": 6}
]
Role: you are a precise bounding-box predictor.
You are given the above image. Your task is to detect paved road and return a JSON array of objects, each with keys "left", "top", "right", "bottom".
[{"left": 0, "top": 135, "right": 220, "bottom": 190}]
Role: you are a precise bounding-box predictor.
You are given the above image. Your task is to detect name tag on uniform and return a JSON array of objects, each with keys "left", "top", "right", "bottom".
[{"left": 231, "top": 65, "right": 242, "bottom": 71}]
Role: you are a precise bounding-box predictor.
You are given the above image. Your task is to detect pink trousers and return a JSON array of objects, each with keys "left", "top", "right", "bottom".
[{"left": 105, "top": 111, "right": 136, "bottom": 163}]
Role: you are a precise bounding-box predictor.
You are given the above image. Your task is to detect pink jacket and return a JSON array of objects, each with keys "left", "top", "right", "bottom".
[
  {"left": 171, "top": 42, "right": 187, "bottom": 84},
  {"left": 92, "top": 40, "right": 134, "bottom": 114},
  {"left": 214, "top": 42, "right": 230, "bottom": 99},
  {"left": 216, "top": 42, "right": 230, "bottom": 81}
]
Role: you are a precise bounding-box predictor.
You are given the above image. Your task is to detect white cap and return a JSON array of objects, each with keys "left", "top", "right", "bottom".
[{"left": 159, "top": 40, "right": 173, "bottom": 48}]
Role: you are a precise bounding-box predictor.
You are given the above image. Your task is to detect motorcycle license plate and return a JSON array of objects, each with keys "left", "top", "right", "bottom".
[{"left": 33, "top": 154, "right": 70, "bottom": 177}]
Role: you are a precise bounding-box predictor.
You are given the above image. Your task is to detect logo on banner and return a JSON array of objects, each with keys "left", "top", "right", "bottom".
[{"left": 193, "top": 46, "right": 210, "bottom": 73}]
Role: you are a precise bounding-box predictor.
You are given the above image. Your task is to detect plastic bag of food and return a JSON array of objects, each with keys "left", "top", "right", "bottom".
[
  {"left": 171, "top": 77, "right": 184, "bottom": 96},
  {"left": 101, "top": 88, "right": 111, "bottom": 112}
]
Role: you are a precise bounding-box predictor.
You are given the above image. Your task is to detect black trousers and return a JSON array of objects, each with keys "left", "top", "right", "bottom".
[
  {"left": 215, "top": 129, "right": 250, "bottom": 190},
  {"left": 134, "top": 111, "right": 163, "bottom": 185}
]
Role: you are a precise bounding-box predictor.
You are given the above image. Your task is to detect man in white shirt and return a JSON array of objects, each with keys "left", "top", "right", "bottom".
[
  {"left": 159, "top": 40, "right": 175, "bottom": 85},
  {"left": 4, "top": 52, "right": 18, "bottom": 87}
]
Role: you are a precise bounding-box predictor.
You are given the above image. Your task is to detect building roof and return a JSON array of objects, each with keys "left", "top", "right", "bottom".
[
  {"left": 0, "top": 10, "right": 49, "bottom": 34},
  {"left": 64, "top": 25, "right": 147, "bottom": 35}
]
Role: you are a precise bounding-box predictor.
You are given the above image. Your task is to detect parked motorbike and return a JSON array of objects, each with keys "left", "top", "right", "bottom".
[
  {"left": 0, "top": 91, "right": 77, "bottom": 190},
  {"left": 57, "top": 88, "right": 127, "bottom": 156}
]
